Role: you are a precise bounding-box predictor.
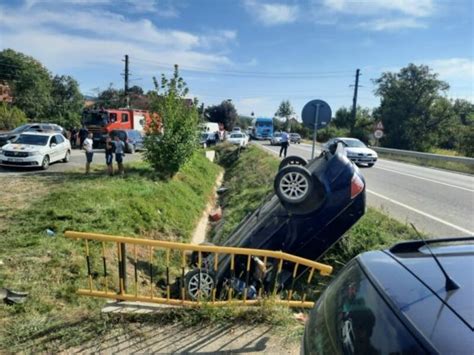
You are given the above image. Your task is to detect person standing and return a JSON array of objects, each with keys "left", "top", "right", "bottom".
[
  {"left": 83, "top": 132, "right": 94, "bottom": 174},
  {"left": 79, "top": 126, "right": 88, "bottom": 148},
  {"left": 105, "top": 136, "right": 114, "bottom": 176},
  {"left": 279, "top": 131, "right": 289, "bottom": 158},
  {"left": 113, "top": 135, "right": 126, "bottom": 176}
]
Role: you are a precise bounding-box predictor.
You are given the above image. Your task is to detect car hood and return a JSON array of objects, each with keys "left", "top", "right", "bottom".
[
  {"left": 1, "top": 143, "right": 44, "bottom": 152},
  {"left": 345, "top": 147, "right": 377, "bottom": 155}
]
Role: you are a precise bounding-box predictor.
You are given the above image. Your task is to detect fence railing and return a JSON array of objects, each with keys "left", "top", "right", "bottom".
[
  {"left": 64, "top": 231, "right": 333, "bottom": 308},
  {"left": 372, "top": 147, "right": 474, "bottom": 166}
]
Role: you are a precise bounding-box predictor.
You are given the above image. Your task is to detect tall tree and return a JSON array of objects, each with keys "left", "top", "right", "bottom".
[
  {"left": 205, "top": 100, "right": 238, "bottom": 130},
  {"left": 275, "top": 100, "right": 295, "bottom": 131},
  {"left": 144, "top": 65, "right": 199, "bottom": 179},
  {"left": 0, "top": 49, "right": 52, "bottom": 119},
  {"left": 373, "top": 64, "right": 450, "bottom": 151},
  {"left": 96, "top": 84, "right": 125, "bottom": 108},
  {"left": 49, "top": 75, "right": 83, "bottom": 128}
]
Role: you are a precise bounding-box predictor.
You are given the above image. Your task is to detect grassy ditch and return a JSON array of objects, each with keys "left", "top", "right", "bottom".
[
  {"left": 377, "top": 151, "right": 474, "bottom": 175},
  {"left": 0, "top": 153, "right": 221, "bottom": 352}
]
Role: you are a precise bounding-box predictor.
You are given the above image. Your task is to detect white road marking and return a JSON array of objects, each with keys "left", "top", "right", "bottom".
[
  {"left": 375, "top": 166, "right": 474, "bottom": 192},
  {"left": 367, "top": 189, "right": 474, "bottom": 235}
]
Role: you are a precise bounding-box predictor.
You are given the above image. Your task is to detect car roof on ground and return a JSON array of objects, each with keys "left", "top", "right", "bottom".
[{"left": 359, "top": 238, "right": 474, "bottom": 353}]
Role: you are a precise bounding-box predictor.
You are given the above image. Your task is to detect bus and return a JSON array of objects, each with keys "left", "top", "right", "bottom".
[{"left": 251, "top": 117, "right": 273, "bottom": 140}]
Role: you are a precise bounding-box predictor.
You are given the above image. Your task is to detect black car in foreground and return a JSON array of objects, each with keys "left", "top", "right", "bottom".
[
  {"left": 181, "top": 143, "right": 366, "bottom": 299},
  {"left": 301, "top": 237, "right": 474, "bottom": 354}
]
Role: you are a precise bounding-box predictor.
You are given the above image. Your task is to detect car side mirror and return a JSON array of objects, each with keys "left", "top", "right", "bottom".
[
  {"left": 6, "top": 140, "right": 11, "bottom": 144},
  {"left": 51, "top": 143, "right": 57, "bottom": 148}
]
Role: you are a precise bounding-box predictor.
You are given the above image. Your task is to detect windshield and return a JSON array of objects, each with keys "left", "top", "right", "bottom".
[
  {"left": 256, "top": 122, "right": 272, "bottom": 127},
  {"left": 15, "top": 134, "right": 49, "bottom": 145},
  {"left": 230, "top": 134, "right": 243, "bottom": 138},
  {"left": 83, "top": 111, "right": 109, "bottom": 125},
  {"left": 342, "top": 139, "right": 366, "bottom": 148},
  {"left": 11, "top": 124, "right": 31, "bottom": 133}
]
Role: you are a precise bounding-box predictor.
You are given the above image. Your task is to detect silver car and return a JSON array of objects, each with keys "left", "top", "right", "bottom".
[{"left": 324, "top": 137, "right": 378, "bottom": 167}]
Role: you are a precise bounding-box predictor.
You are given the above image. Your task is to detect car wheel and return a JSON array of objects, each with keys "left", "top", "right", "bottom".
[
  {"left": 62, "top": 150, "right": 70, "bottom": 163},
  {"left": 190, "top": 242, "right": 215, "bottom": 268},
  {"left": 274, "top": 165, "right": 313, "bottom": 204},
  {"left": 41, "top": 155, "right": 50, "bottom": 170},
  {"left": 279, "top": 156, "right": 308, "bottom": 170},
  {"left": 185, "top": 268, "right": 216, "bottom": 301}
]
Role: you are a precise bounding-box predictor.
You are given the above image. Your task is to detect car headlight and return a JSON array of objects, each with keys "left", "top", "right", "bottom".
[{"left": 29, "top": 151, "right": 40, "bottom": 156}]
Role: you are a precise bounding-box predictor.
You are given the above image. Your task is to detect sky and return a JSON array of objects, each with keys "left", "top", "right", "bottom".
[{"left": 0, "top": 0, "right": 473, "bottom": 118}]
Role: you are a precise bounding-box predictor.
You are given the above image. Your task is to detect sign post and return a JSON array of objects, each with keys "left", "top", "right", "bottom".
[{"left": 302, "top": 99, "right": 332, "bottom": 159}]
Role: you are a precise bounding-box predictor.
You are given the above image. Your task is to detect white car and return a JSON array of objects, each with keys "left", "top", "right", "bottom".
[
  {"left": 324, "top": 137, "right": 378, "bottom": 167},
  {"left": 227, "top": 132, "right": 247, "bottom": 147},
  {"left": 0, "top": 131, "right": 71, "bottom": 170},
  {"left": 270, "top": 132, "right": 283, "bottom": 145}
]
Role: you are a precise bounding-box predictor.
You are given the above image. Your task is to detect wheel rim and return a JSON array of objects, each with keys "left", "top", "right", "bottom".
[
  {"left": 42, "top": 156, "right": 49, "bottom": 168},
  {"left": 65, "top": 152, "right": 70, "bottom": 161},
  {"left": 279, "top": 171, "right": 309, "bottom": 201},
  {"left": 188, "top": 272, "right": 214, "bottom": 299}
]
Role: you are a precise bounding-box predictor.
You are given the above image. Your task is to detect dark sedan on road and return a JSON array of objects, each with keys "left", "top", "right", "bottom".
[
  {"left": 183, "top": 143, "right": 366, "bottom": 299},
  {"left": 301, "top": 237, "right": 474, "bottom": 354},
  {"left": 109, "top": 129, "right": 144, "bottom": 153}
]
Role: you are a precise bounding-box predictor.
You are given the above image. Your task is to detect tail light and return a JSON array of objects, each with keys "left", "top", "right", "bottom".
[{"left": 351, "top": 174, "right": 365, "bottom": 199}]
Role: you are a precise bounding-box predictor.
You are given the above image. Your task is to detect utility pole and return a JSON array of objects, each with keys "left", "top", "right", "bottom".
[
  {"left": 351, "top": 68, "right": 360, "bottom": 130},
  {"left": 123, "top": 54, "right": 129, "bottom": 108}
]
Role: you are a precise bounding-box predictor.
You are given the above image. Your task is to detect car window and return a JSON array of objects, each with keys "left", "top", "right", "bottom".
[
  {"left": 50, "top": 136, "right": 57, "bottom": 145},
  {"left": 26, "top": 125, "right": 41, "bottom": 131},
  {"left": 11, "top": 124, "right": 30, "bottom": 133},
  {"left": 42, "top": 124, "right": 54, "bottom": 131},
  {"left": 15, "top": 134, "right": 49, "bottom": 145},
  {"left": 305, "top": 261, "right": 423, "bottom": 354},
  {"left": 56, "top": 135, "right": 64, "bottom": 143},
  {"left": 230, "top": 133, "right": 243, "bottom": 138},
  {"left": 342, "top": 139, "right": 366, "bottom": 148},
  {"left": 122, "top": 113, "right": 129, "bottom": 122}
]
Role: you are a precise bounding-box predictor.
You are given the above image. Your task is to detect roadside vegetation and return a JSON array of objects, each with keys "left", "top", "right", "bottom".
[{"left": 0, "top": 154, "right": 220, "bottom": 352}]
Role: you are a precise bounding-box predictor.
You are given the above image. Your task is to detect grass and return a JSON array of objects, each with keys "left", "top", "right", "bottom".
[
  {"left": 378, "top": 151, "right": 474, "bottom": 175},
  {"left": 0, "top": 152, "right": 221, "bottom": 352}
]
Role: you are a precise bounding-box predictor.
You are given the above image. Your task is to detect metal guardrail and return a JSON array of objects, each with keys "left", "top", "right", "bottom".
[
  {"left": 373, "top": 147, "right": 474, "bottom": 165},
  {"left": 64, "top": 231, "right": 333, "bottom": 308}
]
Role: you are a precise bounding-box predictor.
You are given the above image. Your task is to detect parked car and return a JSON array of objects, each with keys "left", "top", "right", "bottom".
[
  {"left": 109, "top": 129, "right": 144, "bottom": 153},
  {"left": 0, "top": 123, "right": 65, "bottom": 147},
  {"left": 227, "top": 132, "right": 247, "bottom": 147},
  {"left": 179, "top": 142, "right": 366, "bottom": 300},
  {"left": 270, "top": 132, "right": 282, "bottom": 145},
  {"left": 301, "top": 236, "right": 474, "bottom": 354},
  {"left": 232, "top": 127, "right": 241, "bottom": 132},
  {"left": 289, "top": 133, "right": 301, "bottom": 144},
  {"left": 0, "top": 131, "right": 71, "bottom": 170},
  {"left": 242, "top": 132, "right": 250, "bottom": 145},
  {"left": 324, "top": 137, "right": 378, "bottom": 167}
]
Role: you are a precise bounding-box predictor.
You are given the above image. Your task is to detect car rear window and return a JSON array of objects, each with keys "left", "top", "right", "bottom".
[{"left": 305, "top": 261, "right": 424, "bottom": 354}]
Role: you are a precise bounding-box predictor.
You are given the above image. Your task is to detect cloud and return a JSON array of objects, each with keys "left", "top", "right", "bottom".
[
  {"left": 322, "top": 0, "right": 434, "bottom": 17},
  {"left": 0, "top": 5, "right": 235, "bottom": 78},
  {"left": 244, "top": 0, "right": 299, "bottom": 25},
  {"left": 359, "top": 17, "right": 427, "bottom": 31},
  {"left": 427, "top": 58, "right": 474, "bottom": 80}
]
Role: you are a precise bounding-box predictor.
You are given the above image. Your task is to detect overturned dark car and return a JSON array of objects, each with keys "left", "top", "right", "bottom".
[{"left": 179, "top": 143, "right": 366, "bottom": 300}]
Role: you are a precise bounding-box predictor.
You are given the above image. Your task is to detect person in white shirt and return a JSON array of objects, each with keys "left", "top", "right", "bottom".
[
  {"left": 279, "top": 131, "right": 289, "bottom": 158},
  {"left": 83, "top": 132, "right": 94, "bottom": 174},
  {"left": 113, "top": 135, "right": 126, "bottom": 176}
]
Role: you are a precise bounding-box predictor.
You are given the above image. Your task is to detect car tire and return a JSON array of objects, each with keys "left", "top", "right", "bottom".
[
  {"left": 367, "top": 163, "right": 375, "bottom": 167},
  {"left": 190, "top": 242, "right": 215, "bottom": 268},
  {"left": 274, "top": 165, "right": 326, "bottom": 215},
  {"left": 62, "top": 150, "right": 70, "bottom": 163},
  {"left": 279, "top": 156, "right": 308, "bottom": 170},
  {"left": 41, "top": 155, "right": 50, "bottom": 170},
  {"left": 274, "top": 165, "right": 313, "bottom": 205},
  {"left": 185, "top": 268, "right": 216, "bottom": 301}
]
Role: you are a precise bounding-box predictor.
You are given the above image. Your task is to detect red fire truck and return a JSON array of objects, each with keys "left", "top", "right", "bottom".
[{"left": 82, "top": 108, "right": 155, "bottom": 146}]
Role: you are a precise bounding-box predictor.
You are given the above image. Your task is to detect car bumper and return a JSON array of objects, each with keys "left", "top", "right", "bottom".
[
  {"left": 348, "top": 156, "right": 377, "bottom": 164},
  {"left": 0, "top": 155, "right": 43, "bottom": 167}
]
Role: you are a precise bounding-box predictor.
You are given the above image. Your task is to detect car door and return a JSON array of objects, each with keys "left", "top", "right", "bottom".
[
  {"left": 48, "top": 135, "right": 60, "bottom": 162},
  {"left": 55, "top": 134, "right": 67, "bottom": 160}
]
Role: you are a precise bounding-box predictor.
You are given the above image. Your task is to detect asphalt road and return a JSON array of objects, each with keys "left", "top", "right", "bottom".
[
  {"left": 0, "top": 149, "right": 143, "bottom": 176},
  {"left": 255, "top": 141, "right": 474, "bottom": 237}
]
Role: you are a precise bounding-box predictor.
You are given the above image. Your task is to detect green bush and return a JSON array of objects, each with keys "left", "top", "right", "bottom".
[
  {"left": 144, "top": 65, "right": 199, "bottom": 179},
  {"left": 458, "top": 125, "right": 474, "bottom": 157},
  {"left": 0, "top": 102, "right": 28, "bottom": 130}
]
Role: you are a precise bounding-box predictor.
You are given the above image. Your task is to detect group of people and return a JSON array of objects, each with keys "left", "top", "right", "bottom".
[{"left": 82, "top": 132, "right": 125, "bottom": 176}]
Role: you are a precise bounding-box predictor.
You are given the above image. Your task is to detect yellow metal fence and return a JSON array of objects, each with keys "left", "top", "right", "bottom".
[{"left": 64, "top": 231, "right": 333, "bottom": 308}]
